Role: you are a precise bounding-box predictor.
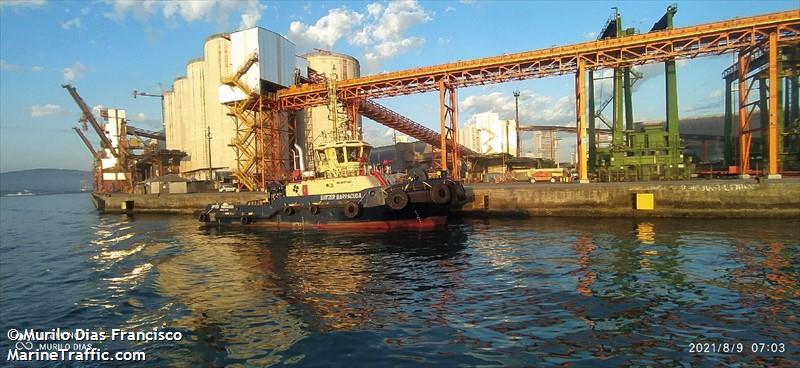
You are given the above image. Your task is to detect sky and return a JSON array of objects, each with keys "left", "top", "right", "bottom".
[{"left": 0, "top": 0, "right": 797, "bottom": 172}]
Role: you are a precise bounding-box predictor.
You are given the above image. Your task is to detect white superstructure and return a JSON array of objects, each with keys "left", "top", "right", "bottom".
[{"left": 457, "top": 112, "right": 517, "bottom": 156}]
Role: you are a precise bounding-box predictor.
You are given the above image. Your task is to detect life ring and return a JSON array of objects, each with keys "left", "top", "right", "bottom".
[
  {"left": 198, "top": 213, "right": 209, "bottom": 222},
  {"left": 309, "top": 204, "right": 320, "bottom": 215},
  {"left": 284, "top": 206, "right": 294, "bottom": 216},
  {"left": 430, "top": 184, "right": 452, "bottom": 204},
  {"left": 343, "top": 201, "right": 362, "bottom": 218},
  {"left": 453, "top": 183, "right": 467, "bottom": 201},
  {"left": 386, "top": 190, "right": 409, "bottom": 210},
  {"left": 240, "top": 215, "right": 251, "bottom": 225}
]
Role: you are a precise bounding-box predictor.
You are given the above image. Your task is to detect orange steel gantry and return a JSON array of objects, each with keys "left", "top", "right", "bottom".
[{"left": 277, "top": 9, "right": 799, "bottom": 181}]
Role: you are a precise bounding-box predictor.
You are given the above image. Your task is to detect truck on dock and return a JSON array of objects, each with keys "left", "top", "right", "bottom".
[{"left": 528, "top": 168, "right": 570, "bottom": 183}]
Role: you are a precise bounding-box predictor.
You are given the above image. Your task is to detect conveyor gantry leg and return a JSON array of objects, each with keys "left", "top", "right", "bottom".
[
  {"left": 768, "top": 32, "right": 781, "bottom": 179},
  {"left": 738, "top": 52, "right": 753, "bottom": 177},
  {"left": 438, "top": 80, "right": 459, "bottom": 179},
  {"left": 576, "top": 59, "right": 589, "bottom": 183}
]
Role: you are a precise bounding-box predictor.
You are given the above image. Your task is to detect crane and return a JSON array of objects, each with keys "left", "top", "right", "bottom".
[
  {"left": 72, "top": 127, "right": 98, "bottom": 158},
  {"left": 62, "top": 84, "right": 118, "bottom": 158}
]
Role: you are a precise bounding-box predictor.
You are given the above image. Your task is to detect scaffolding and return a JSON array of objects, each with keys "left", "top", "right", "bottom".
[{"left": 223, "top": 55, "right": 292, "bottom": 191}]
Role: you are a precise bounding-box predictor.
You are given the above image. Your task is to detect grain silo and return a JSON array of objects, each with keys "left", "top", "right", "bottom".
[
  {"left": 163, "top": 90, "right": 175, "bottom": 150},
  {"left": 202, "top": 34, "right": 237, "bottom": 179},
  {"left": 186, "top": 58, "right": 207, "bottom": 178},
  {"left": 301, "top": 51, "right": 361, "bottom": 170},
  {"left": 172, "top": 76, "right": 190, "bottom": 172},
  {"left": 164, "top": 27, "right": 311, "bottom": 185}
]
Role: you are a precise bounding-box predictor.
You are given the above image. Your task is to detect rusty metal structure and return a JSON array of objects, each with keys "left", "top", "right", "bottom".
[
  {"left": 221, "top": 52, "right": 293, "bottom": 190},
  {"left": 271, "top": 9, "right": 798, "bottom": 183},
  {"left": 64, "top": 84, "right": 185, "bottom": 192}
]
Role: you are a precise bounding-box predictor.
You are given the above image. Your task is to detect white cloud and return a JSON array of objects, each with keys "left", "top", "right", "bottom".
[
  {"left": 287, "top": 7, "right": 364, "bottom": 51},
  {"left": 80, "top": 7, "right": 90, "bottom": 16},
  {"left": 31, "top": 66, "right": 44, "bottom": 72},
  {"left": 0, "top": 0, "right": 46, "bottom": 8},
  {"left": 350, "top": 0, "right": 432, "bottom": 72},
  {"left": 364, "top": 37, "right": 425, "bottom": 62},
  {"left": 0, "top": 59, "right": 21, "bottom": 71},
  {"left": 161, "top": 0, "right": 215, "bottom": 22},
  {"left": 61, "top": 17, "right": 81, "bottom": 30},
  {"left": 238, "top": 0, "right": 265, "bottom": 30},
  {"left": 366, "top": 2, "right": 383, "bottom": 17},
  {"left": 361, "top": 122, "right": 396, "bottom": 147},
  {"left": 583, "top": 31, "right": 597, "bottom": 40},
  {"left": 103, "top": 0, "right": 264, "bottom": 30},
  {"left": 444, "top": 6, "right": 455, "bottom": 13},
  {"left": 63, "top": 62, "right": 87, "bottom": 82},
  {"left": 287, "top": 1, "right": 432, "bottom": 73},
  {"left": 461, "top": 90, "right": 576, "bottom": 126},
  {"left": 708, "top": 88, "right": 724, "bottom": 98},
  {"left": 30, "top": 104, "right": 68, "bottom": 118},
  {"left": 437, "top": 37, "right": 450, "bottom": 45}
]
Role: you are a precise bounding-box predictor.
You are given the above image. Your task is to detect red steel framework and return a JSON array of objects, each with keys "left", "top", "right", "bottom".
[
  {"left": 358, "top": 99, "right": 477, "bottom": 157},
  {"left": 275, "top": 10, "right": 799, "bottom": 182}
]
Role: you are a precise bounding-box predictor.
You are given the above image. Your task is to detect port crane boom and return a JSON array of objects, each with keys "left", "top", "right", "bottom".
[
  {"left": 72, "top": 127, "right": 98, "bottom": 158},
  {"left": 62, "top": 84, "right": 118, "bottom": 158}
]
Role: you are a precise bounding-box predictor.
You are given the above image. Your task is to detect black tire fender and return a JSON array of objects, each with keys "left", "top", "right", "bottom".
[
  {"left": 198, "top": 213, "right": 209, "bottom": 222},
  {"left": 386, "top": 190, "right": 409, "bottom": 210},
  {"left": 453, "top": 183, "right": 467, "bottom": 201},
  {"left": 430, "top": 184, "right": 452, "bottom": 204},
  {"left": 284, "top": 206, "right": 294, "bottom": 216},
  {"left": 343, "top": 201, "right": 362, "bottom": 218},
  {"left": 240, "top": 215, "right": 251, "bottom": 225},
  {"left": 309, "top": 204, "right": 320, "bottom": 215}
]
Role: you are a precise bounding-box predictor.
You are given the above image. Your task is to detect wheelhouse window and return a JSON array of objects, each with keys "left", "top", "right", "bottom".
[{"left": 336, "top": 147, "right": 345, "bottom": 163}]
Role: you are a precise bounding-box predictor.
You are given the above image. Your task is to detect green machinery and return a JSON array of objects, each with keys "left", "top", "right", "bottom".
[{"left": 590, "top": 6, "right": 695, "bottom": 182}]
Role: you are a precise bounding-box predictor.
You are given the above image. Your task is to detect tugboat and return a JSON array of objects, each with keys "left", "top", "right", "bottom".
[{"left": 199, "top": 70, "right": 468, "bottom": 230}]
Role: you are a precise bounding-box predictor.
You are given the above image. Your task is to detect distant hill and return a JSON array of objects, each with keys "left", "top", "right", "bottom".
[{"left": 0, "top": 169, "right": 91, "bottom": 195}]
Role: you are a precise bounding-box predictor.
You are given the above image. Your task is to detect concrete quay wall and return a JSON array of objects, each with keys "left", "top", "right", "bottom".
[
  {"left": 92, "top": 192, "right": 266, "bottom": 214},
  {"left": 92, "top": 180, "right": 800, "bottom": 218},
  {"left": 459, "top": 180, "right": 800, "bottom": 218}
]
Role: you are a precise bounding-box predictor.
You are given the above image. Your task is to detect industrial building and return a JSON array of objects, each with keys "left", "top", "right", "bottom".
[
  {"left": 162, "top": 34, "right": 238, "bottom": 180},
  {"left": 64, "top": 85, "right": 184, "bottom": 193},
  {"left": 457, "top": 112, "right": 517, "bottom": 156},
  {"left": 532, "top": 130, "right": 557, "bottom": 162},
  {"left": 162, "top": 28, "right": 364, "bottom": 186}
]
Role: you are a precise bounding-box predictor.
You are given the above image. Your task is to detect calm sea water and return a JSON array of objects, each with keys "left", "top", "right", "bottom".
[{"left": 1, "top": 193, "right": 798, "bottom": 367}]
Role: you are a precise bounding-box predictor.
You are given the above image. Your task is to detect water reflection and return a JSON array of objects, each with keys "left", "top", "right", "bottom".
[{"left": 6, "top": 196, "right": 795, "bottom": 367}]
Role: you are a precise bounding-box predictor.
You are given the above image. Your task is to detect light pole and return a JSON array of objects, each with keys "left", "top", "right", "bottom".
[
  {"left": 513, "top": 90, "right": 521, "bottom": 157},
  {"left": 132, "top": 90, "right": 165, "bottom": 128},
  {"left": 206, "top": 126, "right": 213, "bottom": 181}
]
